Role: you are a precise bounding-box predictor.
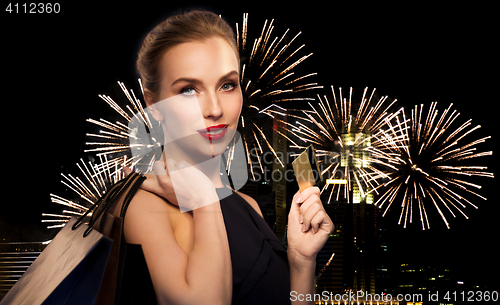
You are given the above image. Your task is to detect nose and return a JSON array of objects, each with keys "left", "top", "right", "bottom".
[{"left": 202, "top": 91, "right": 223, "bottom": 121}]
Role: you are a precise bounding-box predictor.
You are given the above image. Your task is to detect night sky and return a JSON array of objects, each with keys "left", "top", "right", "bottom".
[{"left": 2, "top": 2, "right": 498, "bottom": 290}]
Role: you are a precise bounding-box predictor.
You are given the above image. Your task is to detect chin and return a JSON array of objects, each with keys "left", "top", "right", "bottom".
[{"left": 209, "top": 127, "right": 237, "bottom": 157}]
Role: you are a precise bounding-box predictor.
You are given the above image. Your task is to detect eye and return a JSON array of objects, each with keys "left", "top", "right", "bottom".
[
  {"left": 220, "top": 82, "right": 236, "bottom": 91},
  {"left": 181, "top": 87, "right": 197, "bottom": 96}
]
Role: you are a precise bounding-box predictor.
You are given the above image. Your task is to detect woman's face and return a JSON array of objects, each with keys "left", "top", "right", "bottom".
[{"left": 147, "top": 37, "right": 242, "bottom": 161}]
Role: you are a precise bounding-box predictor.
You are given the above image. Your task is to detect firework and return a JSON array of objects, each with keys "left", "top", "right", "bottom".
[
  {"left": 43, "top": 157, "right": 125, "bottom": 228},
  {"left": 236, "top": 13, "right": 321, "bottom": 179},
  {"left": 43, "top": 79, "right": 161, "bottom": 228},
  {"left": 285, "top": 86, "right": 407, "bottom": 204},
  {"left": 370, "top": 102, "right": 494, "bottom": 229},
  {"left": 84, "top": 79, "right": 163, "bottom": 174},
  {"left": 316, "top": 252, "right": 335, "bottom": 281}
]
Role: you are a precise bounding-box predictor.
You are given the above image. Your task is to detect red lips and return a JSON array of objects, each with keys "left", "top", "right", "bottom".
[{"left": 197, "top": 124, "right": 229, "bottom": 141}]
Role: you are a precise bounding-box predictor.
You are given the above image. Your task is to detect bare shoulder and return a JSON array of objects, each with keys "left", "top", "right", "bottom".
[
  {"left": 235, "top": 190, "right": 263, "bottom": 218},
  {"left": 123, "top": 188, "right": 176, "bottom": 244}
]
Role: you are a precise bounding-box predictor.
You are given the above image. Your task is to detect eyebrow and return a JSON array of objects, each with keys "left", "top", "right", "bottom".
[{"left": 170, "top": 70, "right": 239, "bottom": 87}]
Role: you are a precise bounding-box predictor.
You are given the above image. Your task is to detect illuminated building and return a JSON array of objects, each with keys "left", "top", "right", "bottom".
[
  {"left": 298, "top": 196, "right": 392, "bottom": 299},
  {"left": 396, "top": 262, "right": 465, "bottom": 294},
  {"left": 315, "top": 201, "right": 347, "bottom": 293},
  {"left": 315, "top": 194, "right": 389, "bottom": 295},
  {"left": 311, "top": 119, "right": 392, "bottom": 294},
  {"left": 347, "top": 201, "right": 379, "bottom": 293},
  {"left": 0, "top": 241, "right": 48, "bottom": 301},
  {"left": 273, "top": 116, "right": 288, "bottom": 242},
  {"left": 339, "top": 130, "right": 373, "bottom": 204}
]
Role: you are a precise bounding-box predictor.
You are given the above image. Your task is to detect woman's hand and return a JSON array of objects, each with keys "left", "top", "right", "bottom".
[
  {"left": 287, "top": 186, "right": 334, "bottom": 264},
  {"left": 124, "top": 159, "right": 219, "bottom": 212},
  {"left": 125, "top": 161, "right": 177, "bottom": 205}
]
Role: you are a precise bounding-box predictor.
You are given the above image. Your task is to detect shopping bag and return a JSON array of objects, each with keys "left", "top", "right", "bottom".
[{"left": 0, "top": 217, "right": 113, "bottom": 305}]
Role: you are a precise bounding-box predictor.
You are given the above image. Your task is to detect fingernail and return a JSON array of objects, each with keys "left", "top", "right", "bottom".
[
  {"left": 299, "top": 214, "right": 304, "bottom": 224},
  {"left": 302, "top": 223, "right": 305, "bottom": 232},
  {"left": 312, "top": 228, "right": 316, "bottom": 235},
  {"left": 296, "top": 196, "right": 302, "bottom": 203}
]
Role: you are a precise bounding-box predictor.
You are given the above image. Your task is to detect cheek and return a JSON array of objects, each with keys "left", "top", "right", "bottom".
[
  {"left": 159, "top": 99, "right": 204, "bottom": 138},
  {"left": 223, "top": 92, "right": 243, "bottom": 124}
]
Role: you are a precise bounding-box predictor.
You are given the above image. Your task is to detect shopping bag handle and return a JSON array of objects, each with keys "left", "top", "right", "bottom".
[{"left": 72, "top": 172, "right": 145, "bottom": 237}]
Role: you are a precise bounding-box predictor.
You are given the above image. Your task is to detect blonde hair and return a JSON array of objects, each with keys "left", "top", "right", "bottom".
[{"left": 136, "top": 10, "right": 239, "bottom": 99}]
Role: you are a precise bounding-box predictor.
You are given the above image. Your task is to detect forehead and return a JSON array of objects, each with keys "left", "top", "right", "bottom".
[{"left": 159, "top": 37, "right": 239, "bottom": 84}]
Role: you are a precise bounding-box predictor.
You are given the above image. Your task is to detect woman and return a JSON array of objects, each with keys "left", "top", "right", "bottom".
[{"left": 122, "top": 10, "right": 334, "bottom": 304}]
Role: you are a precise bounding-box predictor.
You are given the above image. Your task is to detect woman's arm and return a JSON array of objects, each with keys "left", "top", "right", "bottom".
[
  {"left": 288, "top": 253, "right": 316, "bottom": 304},
  {"left": 287, "top": 186, "right": 334, "bottom": 305},
  {"left": 125, "top": 189, "right": 232, "bottom": 305},
  {"left": 124, "top": 161, "right": 232, "bottom": 305}
]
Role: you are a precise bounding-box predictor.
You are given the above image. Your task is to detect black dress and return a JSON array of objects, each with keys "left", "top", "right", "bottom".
[
  {"left": 118, "top": 186, "right": 291, "bottom": 304},
  {"left": 217, "top": 186, "right": 291, "bottom": 304}
]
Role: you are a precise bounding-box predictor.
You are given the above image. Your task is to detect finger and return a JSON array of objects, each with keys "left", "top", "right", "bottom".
[
  {"left": 299, "top": 194, "right": 321, "bottom": 214},
  {"left": 153, "top": 160, "right": 168, "bottom": 176},
  {"left": 176, "top": 159, "right": 191, "bottom": 169},
  {"left": 290, "top": 190, "right": 302, "bottom": 214},
  {"left": 309, "top": 210, "right": 326, "bottom": 234},
  {"left": 300, "top": 197, "right": 321, "bottom": 233},
  {"left": 292, "top": 190, "right": 302, "bottom": 204},
  {"left": 295, "top": 192, "right": 320, "bottom": 227},
  {"left": 312, "top": 210, "right": 334, "bottom": 234},
  {"left": 298, "top": 194, "right": 320, "bottom": 218},
  {"left": 123, "top": 166, "right": 132, "bottom": 177},
  {"left": 140, "top": 175, "right": 159, "bottom": 194},
  {"left": 141, "top": 160, "right": 170, "bottom": 196},
  {"left": 288, "top": 192, "right": 303, "bottom": 227},
  {"left": 295, "top": 186, "right": 320, "bottom": 203},
  {"left": 166, "top": 158, "right": 184, "bottom": 175}
]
